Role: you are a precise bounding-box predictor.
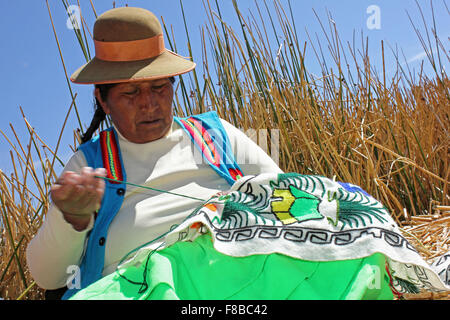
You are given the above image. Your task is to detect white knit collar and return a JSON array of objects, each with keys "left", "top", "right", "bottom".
[{"left": 112, "top": 119, "right": 174, "bottom": 144}]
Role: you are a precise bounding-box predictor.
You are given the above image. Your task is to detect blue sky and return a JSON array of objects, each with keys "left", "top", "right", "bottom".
[{"left": 0, "top": 0, "right": 448, "bottom": 179}]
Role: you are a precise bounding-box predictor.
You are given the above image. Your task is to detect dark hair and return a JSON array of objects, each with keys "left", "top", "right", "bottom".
[
  {"left": 80, "top": 77, "right": 176, "bottom": 144},
  {"left": 80, "top": 84, "right": 113, "bottom": 144}
]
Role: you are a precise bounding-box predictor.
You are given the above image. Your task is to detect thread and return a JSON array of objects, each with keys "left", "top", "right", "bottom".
[{"left": 94, "top": 175, "right": 207, "bottom": 202}]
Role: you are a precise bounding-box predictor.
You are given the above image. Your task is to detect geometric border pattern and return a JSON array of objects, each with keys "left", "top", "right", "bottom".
[{"left": 203, "top": 215, "right": 418, "bottom": 253}]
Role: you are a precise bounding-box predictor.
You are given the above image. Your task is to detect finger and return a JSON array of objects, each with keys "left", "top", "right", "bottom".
[
  {"left": 78, "top": 168, "right": 104, "bottom": 211},
  {"left": 51, "top": 182, "right": 77, "bottom": 202},
  {"left": 61, "top": 171, "right": 87, "bottom": 203},
  {"left": 64, "top": 171, "right": 83, "bottom": 186},
  {"left": 94, "top": 167, "right": 107, "bottom": 178},
  {"left": 55, "top": 171, "right": 76, "bottom": 186},
  {"left": 80, "top": 167, "right": 96, "bottom": 194},
  {"left": 75, "top": 185, "right": 98, "bottom": 211},
  {"left": 62, "top": 184, "right": 85, "bottom": 204},
  {"left": 51, "top": 186, "right": 83, "bottom": 215},
  {"left": 52, "top": 171, "right": 72, "bottom": 201},
  {"left": 86, "top": 168, "right": 106, "bottom": 212},
  {"left": 89, "top": 168, "right": 106, "bottom": 204},
  {"left": 93, "top": 168, "right": 106, "bottom": 193},
  {"left": 59, "top": 181, "right": 96, "bottom": 215}
]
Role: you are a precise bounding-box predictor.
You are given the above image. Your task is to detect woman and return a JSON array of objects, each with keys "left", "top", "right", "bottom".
[{"left": 26, "top": 7, "right": 282, "bottom": 299}]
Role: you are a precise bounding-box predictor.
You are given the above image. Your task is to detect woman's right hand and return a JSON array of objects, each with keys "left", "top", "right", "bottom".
[{"left": 51, "top": 167, "right": 107, "bottom": 231}]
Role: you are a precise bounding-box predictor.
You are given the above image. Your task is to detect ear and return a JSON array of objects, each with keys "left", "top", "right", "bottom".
[{"left": 94, "top": 88, "right": 111, "bottom": 115}]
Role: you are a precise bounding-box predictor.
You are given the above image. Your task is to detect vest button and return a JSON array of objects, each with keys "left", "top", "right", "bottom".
[
  {"left": 116, "top": 188, "right": 125, "bottom": 196},
  {"left": 99, "top": 237, "right": 105, "bottom": 246}
]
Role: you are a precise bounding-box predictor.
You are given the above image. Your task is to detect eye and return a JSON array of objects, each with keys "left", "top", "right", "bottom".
[
  {"left": 123, "top": 88, "right": 139, "bottom": 95},
  {"left": 152, "top": 83, "right": 167, "bottom": 92}
]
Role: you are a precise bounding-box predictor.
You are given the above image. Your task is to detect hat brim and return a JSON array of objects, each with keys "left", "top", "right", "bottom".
[{"left": 70, "top": 50, "right": 196, "bottom": 84}]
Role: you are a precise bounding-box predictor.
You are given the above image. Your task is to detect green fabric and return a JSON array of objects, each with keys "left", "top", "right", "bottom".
[{"left": 70, "top": 234, "right": 393, "bottom": 300}]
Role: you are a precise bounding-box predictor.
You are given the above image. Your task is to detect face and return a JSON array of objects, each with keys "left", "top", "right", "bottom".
[{"left": 96, "top": 78, "right": 174, "bottom": 144}]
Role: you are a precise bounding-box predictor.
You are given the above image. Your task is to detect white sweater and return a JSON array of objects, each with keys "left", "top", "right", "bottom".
[{"left": 26, "top": 119, "right": 282, "bottom": 289}]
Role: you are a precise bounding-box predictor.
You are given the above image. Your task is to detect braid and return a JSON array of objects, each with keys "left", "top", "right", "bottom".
[
  {"left": 80, "top": 83, "right": 115, "bottom": 144},
  {"left": 80, "top": 103, "right": 106, "bottom": 144}
]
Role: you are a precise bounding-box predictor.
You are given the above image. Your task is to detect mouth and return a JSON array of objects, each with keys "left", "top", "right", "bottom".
[{"left": 139, "top": 119, "right": 161, "bottom": 125}]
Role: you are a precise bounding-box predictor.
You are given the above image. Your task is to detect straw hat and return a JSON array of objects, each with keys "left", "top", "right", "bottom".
[{"left": 70, "top": 7, "right": 196, "bottom": 84}]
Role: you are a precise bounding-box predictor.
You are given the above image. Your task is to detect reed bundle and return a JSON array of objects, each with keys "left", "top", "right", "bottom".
[{"left": 400, "top": 206, "right": 450, "bottom": 300}]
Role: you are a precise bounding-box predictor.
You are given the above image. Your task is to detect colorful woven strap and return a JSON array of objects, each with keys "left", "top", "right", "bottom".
[
  {"left": 228, "top": 167, "right": 243, "bottom": 181},
  {"left": 99, "top": 130, "right": 123, "bottom": 184},
  {"left": 179, "top": 117, "right": 221, "bottom": 168}
]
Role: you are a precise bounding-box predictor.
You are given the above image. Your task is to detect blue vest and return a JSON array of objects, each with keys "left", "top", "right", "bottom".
[{"left": 62, "top": 111, "right": 243, "bottom": 299}]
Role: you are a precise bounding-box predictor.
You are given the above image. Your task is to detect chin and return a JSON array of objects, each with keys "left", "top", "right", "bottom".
[{"left": 138, "top": 128, "right": 170, "bottom": 143}]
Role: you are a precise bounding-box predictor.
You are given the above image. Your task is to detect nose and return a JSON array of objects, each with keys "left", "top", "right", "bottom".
[{"left": 137, "top": 87, "right": 158, "bottom": 111}]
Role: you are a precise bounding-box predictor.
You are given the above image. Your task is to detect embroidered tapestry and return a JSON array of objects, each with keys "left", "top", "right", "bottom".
[{"left": 71, "top": 173, "right": 450, "bottom": 299}]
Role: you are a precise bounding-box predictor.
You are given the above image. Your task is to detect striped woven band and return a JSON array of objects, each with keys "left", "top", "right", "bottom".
[
  {"left": 100, "top": 130, "right": 123, "bottom": 184},
  {"left": 180, "top": 118, "right": 220, "bottom": 167}
]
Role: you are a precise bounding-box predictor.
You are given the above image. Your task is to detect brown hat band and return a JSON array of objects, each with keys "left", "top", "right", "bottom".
[{"left": 94, "top": 34, "right": 165, "bottom": 62}]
